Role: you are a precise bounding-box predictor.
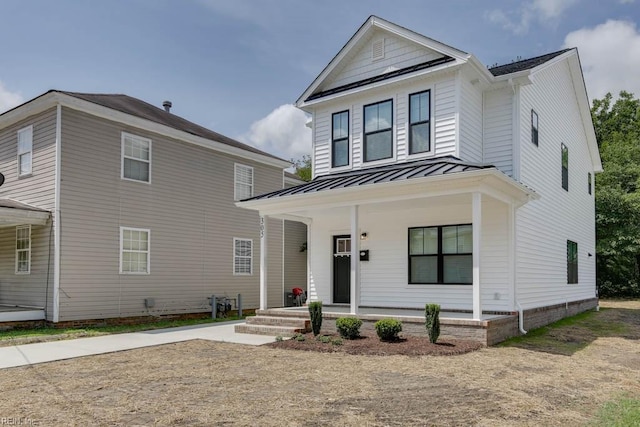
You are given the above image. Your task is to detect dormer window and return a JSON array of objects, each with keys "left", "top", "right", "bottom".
[
  {"left": 409, "top": 90, "right": 431, "bottom": 154},
  {"left": 332, "top": 111, "right": 349, "bottom": 168},
  {"left": 363, "top": 100, "right": 393, "bottom": 162}
]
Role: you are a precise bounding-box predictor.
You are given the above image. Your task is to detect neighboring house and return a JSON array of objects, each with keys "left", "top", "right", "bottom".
[
  {"left": 0, "top": 90, "right": 305, "bottom": 323},
  {"left": 237, "top": 16, "right": 602, "bottom": 343}
]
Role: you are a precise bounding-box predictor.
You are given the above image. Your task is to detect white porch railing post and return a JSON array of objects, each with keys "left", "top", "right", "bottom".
[
  {"left": 259, "top": 215, "right": 268, "bottom": 311},
  {"left": 472, "top": 192, "right": 482, "bottom": 320},
  {"left": 350, "top": 205, "right": 360, "bottom": 315}
]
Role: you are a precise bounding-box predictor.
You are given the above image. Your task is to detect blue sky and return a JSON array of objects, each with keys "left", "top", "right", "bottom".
[{"left": 1, "top": 0, "right": 639, "bottom": 160}]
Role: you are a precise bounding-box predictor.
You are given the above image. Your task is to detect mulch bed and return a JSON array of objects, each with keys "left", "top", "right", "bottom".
[{"left": 266, "top": 332, "right": 483, "bottom": 356}]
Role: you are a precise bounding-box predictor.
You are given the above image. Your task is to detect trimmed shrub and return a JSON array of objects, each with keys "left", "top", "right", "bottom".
[
  {"left": 331, "top": 337, "right": 343, "bottom": 346},
  {"left": 425, "top": 303, "right": 441, "bottom": 344},
  {"left": 308, "top": 301, "right": 323, "bottom": 336},
  {"left": 317, "top": 335, "right": 331, "bottom": 344},
  {"left": 336, "top": 317, "right": 363, "bottom": 340},
  {"left": 374, "top": 318, "right": 402, "bottom": 341}
]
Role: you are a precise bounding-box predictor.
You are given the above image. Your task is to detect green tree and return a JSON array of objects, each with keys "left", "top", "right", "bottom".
[
  {"left": 291, "top": 155, "right": 312, "bottom": 182},
  {"left": 593, "top": 91, "right": 640, "bottom": 297}
]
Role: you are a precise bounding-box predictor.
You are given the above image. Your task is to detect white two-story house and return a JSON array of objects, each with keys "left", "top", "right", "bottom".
[{"left": 238, "top": 16, "right": 602, "bottom": 343}]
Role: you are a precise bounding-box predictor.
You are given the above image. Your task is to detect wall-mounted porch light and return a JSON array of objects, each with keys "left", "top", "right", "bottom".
[{"left": 360, "top": 232, "right": 368, "bottom": 240}]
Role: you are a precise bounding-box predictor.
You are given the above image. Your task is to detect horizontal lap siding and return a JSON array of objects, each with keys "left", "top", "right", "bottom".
[
  {"left": 484, "top": 88, "right": 513, "bottom": 176},
  {"left": 459, "top": 75, "right": 483, "bottom": 163},
  {"left": 516, "top": 61, "right": 596, "bottom": 309},
  {"left": 313, "top": 74, "right": 457, "bottom": 177},
  {"left": 307, "top": 198, "right": 510, "bottom": 311},
  {"left": 322, "top": 30, "right": 444, "bottom": 92},
  {"left": 0, "top": 108, "right": 56, "bottom": 315},
  {"left": 59, "top": 108, "right": 285, "bottom": 321},
  {"left": 283, "top": 220, "right": 307, "bottom": 294}
]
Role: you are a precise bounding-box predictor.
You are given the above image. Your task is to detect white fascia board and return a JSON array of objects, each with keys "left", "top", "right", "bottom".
[
  {"left": 0, "top": 92, "right": 58, "bottom": 129},
  {"left": 0, "top": 208, "right": 51, "bottom": 226},
  {"left": 238, "top": 169, "right": 537, "bottom": 216},
  {"left": 298, "top": 61, "right": 462, "bottom": 109}
]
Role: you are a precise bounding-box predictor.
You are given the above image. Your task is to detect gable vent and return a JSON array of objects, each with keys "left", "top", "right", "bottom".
[{"left": 372, "top": 38, "right": 385, "bottom": 61}]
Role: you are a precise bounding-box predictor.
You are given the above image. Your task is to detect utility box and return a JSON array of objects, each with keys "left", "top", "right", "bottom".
[{"left": 284, "top": 292, "right": 295, "bottom": 307}]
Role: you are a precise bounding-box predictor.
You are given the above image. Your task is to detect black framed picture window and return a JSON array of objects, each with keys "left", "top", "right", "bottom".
[
  {"left": 562, "top": 143, "right": 568, "bottom": 191},
  {"left": 567, "top": 240, "right": 578, "bottom": 284},
  {"left": 363, "top": 99, "right": 393, "bottom": 162},
  {"left": 531, "top": 109, "right": 539, "bottom": 146}
]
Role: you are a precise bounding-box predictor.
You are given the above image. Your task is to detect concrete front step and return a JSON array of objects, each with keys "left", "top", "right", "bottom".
[
  {"left": 245, "top": 316, "right": 310, "bottom": 328},
  {"left": 255, "top": 309, "right": 310, "bottom": 319},
  {"left": 235, "top": 323, "right": 306, "bottom": 337}
]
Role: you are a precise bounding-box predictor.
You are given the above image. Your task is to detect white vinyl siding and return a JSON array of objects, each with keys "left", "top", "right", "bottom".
[
  {"left": 120, "top": 227, "right": 150, "bottom": 274},
  {"left": 17, "top": 125, "right": 33, "bottom": 176},
  {"left": 233, "top": 238, "right": 252, "bottom": 275},
  {"left": 234, "top": 164, "right": 254, "bottom": 200},
  {"left": 483, "top": 88, "right": 513, "bottom": 176},
  {"left": 15, "top": 225, "right": 31, "bottom": 274},
  {"left": 121, "top": 132, "right": 151, "bottom": 182},
  {"left": 459, "top": 74, "right": 483, "bottom": 163}
]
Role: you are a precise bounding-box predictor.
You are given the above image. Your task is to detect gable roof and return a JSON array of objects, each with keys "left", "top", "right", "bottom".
[
  {"left": 488, "top": 49, "right": 573, "bottom": 76},
  {"left": 0, "top": 90, "right": 290, "bottom": 168}
]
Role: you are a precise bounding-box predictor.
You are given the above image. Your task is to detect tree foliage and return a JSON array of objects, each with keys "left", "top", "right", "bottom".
[
  {"left": 594, "top": 91, "right": 640, "bottom": 297},
  {"left": 291, "top": 155, "right": 312, "bottom": 182}
]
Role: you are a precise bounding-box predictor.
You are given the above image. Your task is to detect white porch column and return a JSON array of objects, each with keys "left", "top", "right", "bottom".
[
  {"left": 259, "top": 215, "right": 268, "bottom": 311},
  {"left": 350, "top": 205, "right": 361, "bottom": 314},
  {"left": 472, "top": 192, "right": 482, "bottom": 320}
]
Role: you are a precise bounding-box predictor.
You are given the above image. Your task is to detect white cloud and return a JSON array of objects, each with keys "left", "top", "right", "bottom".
[
  {"left": 563, "top": 20, "right": 640, "bottom": 100},
  {"left": 240, "top": 104, "right": 311, "bottom": 161},
  {"left": 0, "top": 81, "right": 23, "bottom": 113},
  {"left": 487, "top": 0, "right": 579, "bottom": 35}
]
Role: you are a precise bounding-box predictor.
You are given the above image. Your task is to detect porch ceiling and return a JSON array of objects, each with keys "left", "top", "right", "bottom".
[{"left": 0, "top": 200, "right": 51, "bottom": 227}]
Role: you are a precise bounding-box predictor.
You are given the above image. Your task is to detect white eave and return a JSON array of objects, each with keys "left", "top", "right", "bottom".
[
  {"left": 0, "top": 207, "right": 51, "bottom": 227},
  {"left": 0, "top": 92, "right": 291, "bottom": 169}
]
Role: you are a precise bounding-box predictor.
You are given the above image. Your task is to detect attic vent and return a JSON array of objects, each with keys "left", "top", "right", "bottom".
[{"left": 372, "top": 38, "right": 385, "bottom": 61}]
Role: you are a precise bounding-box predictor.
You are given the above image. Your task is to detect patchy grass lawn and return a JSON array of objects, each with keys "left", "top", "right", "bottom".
[{"left": 0, "top": 300, "right": 637, "bottom": 426}]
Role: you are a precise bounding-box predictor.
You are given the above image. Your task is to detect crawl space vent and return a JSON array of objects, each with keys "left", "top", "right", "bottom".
[{"left": 372, "top": 39, "right": 385, "bottom": 61}]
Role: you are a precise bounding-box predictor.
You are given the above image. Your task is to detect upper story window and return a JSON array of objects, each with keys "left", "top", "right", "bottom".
[
  {"left": 363, "top": 99, "right": 393, "bottom": 162},
  {"left": 17, "top": 126, "right": 33, "bottom": 176},
  {"left": 531, "top": 110, "right": 539, "bottom": 146},
  {"left": 332, "top": 111, "right": 349, "bottom": 168},
  {"left": 234, "top": 164, "right": 254, "bottom": 200},
  {"left": 15, "top": 225, "right": 31, "bottom": 274},
  {"left": 409, "top": 224, "right": 472, "bottom": 285},
  {"left": 409, "top": 90, "right": 431, "bottom": 154},
  {"left": 120, "top": 227, "right": 150, "bottom": 274},
  {"left": 122, "top": 133, "right": 151, "bottom": 183},
  {"left": 567, "top": 240, "right": 578, "bottom": 284},
  {"left": 588, "top": 172, "right": 592, "bottom": 195},
  {"left": 561, "top": 143, "right": 568, "bottom": 191}
]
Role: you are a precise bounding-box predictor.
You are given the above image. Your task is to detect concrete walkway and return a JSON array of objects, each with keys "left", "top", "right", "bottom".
[{"left": 0, "top": 320, "right": 276, "bottom": 369}]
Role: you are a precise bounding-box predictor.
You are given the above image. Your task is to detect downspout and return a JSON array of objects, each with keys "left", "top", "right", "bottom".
[{"left": 53, "top": 104, "right": 62, "bottom": 323}]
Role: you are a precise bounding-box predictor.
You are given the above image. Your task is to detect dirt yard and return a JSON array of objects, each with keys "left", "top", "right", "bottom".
[{"left": 0, "top": 300, "right": 638, "bottom": 426}]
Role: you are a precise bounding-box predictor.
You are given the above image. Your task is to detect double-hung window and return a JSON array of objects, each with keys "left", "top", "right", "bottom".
[
  {"left": 409, "top": 224, "right": 472, "bottom": 284},
  {"left": 122, "top": 133, "right": 151, "bottom": 182},
  {"left": 567, "top": 240, "right": 578, "bottom": 284},
  {"left": 15, "top": 225, "right": 31, "bottom": 274},
  {"left": 409, "top": 90, "right": 431, "bottom": 154},
  {"left": 17, "top": 126, "right": 33, "bottom": 176},
  {"left": 363, "top": 99, "right": 393, "bottom": 162},
  {"left": 332, "top": 111, "right": 349, "bottom": 168},
  {"left": 120, "top": 227, "right": 150, "bottom": 274},
  {"left": 234, "top": 164, "right": 254, "bottom": 200},
  {"left": 531, "top": 110, "right": 539, "bottom": 146},
  {"left": 234, "top": 238, "right": 252, "bottom": 275},
  {"left": 561, "top": 143, "right": 568, "bottom": 191}
]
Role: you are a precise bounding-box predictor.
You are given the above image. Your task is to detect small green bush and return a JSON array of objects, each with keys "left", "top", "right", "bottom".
[
  {"left": 275, "top": 335, "right": 283, "bottom": 342},
  {"left": 308, "top": 301, "right": 323, "bottom": 336},
  {"left": 425, "top": 303, "right": 441, "bottom": 344},
  {"left": 374, "top": 318, "right": 402, "bottom": 341},
  {"left": 292, "top": 333, "right": 306, "bottom": 342},
  {"left": 336, "top": 317, "right": 363, "bottom": 339},
  {"left": 331, "top": 337, "right": 343, "bottom": 346},
  {"left": 316, "top": 335, "right": 331, "bottom": 344}
]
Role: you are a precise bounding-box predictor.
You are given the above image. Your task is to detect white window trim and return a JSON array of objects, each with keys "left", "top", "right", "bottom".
[
  {"left": 15, "top": 225, "right": 31, "bottom": 275},
  {"left": 233, "top": 237, "right": 253, "bottom": 276},
  {"left": 406, "top": 88, "right": 436, "bottom": 161},
  {"left": 17, "top": 125, "right": 33, "bottom": 177},
  {"left": 119, "top": 226, "right": 151, "bottom": 275},
  {"left": 234, "top": 164, "right": 254, "bottom": 201},
  {"left": 121, "top": 132, "right": 152, "bottom": 184}
]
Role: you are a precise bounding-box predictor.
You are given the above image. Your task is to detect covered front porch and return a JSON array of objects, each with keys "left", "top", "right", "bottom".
[
  {"left": 238, "top": 159, "right": 537, "bottom": 340},
  {"left": 0, "top": 199, "right": 51, "bottom": 323}
]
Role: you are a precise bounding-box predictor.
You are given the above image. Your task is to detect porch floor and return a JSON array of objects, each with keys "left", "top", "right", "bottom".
[
  {"left": 0, "top": 305, "right": 45, "bottom": 322},
  {"left": 275, "top": 305, "right": 507, "bottom": 321}
]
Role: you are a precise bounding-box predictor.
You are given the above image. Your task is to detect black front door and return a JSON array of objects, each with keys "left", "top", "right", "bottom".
[{"left": 333, "top": 235, "right": 351, "bottom": 304}]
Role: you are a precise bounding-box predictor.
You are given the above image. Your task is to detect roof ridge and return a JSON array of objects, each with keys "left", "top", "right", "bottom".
[{"left": 489, "top": 48, "right": 573, "bottom": 73}]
